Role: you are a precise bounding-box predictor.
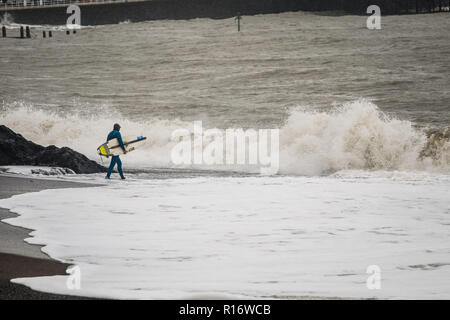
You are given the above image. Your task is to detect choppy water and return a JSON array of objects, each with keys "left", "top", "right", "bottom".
[
  {"left": 1, "top": 12, "right": 449, "bottom": 299},
  {"left": 1, "top": 12, "right": 449, "bottom": 127},
  {"left": 1, "top": 12, "right": 449, "bottom": 175}
]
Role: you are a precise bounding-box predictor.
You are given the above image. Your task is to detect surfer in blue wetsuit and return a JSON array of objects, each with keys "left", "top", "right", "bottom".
[{"left": 106, "top": 123, "right": 127, "bottom": 180}]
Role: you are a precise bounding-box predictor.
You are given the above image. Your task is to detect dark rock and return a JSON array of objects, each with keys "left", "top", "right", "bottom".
[{"left": 0, "top": 125, "right": 106, "bottom": 174}]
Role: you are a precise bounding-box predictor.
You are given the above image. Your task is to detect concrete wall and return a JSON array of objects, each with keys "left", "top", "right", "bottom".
[
  {"left": 4, "top": 0, "right": 447, "bottom": 26},
  {"left": 5, "top": 0, "right": 344, "bottom": 26}
]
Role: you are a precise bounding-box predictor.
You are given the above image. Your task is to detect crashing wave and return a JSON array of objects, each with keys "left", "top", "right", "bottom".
[{"left": 0, "top": 100, "right": 448, "bottom": 175}]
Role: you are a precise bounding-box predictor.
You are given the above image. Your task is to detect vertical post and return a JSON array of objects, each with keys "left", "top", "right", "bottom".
[
  {"left": 43, "top": 31, "right": 46, "bottom": 38},
  {"left": 20, "top": 26, "right": 24, "bottom": 38},
  {"left": 25, "top": 26, "right": 31, "bottom": 38},
  {"left": 235, "top": 12, "right": 242, "bottom": 32},
  {"left": 2, "top": 26, "right": 6, "bottom": 38},
  {"left": 49, "top": 31, "right": 52, "bottom": 38}
]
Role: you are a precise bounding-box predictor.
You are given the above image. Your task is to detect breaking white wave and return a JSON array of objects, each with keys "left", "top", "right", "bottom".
[
  {"left": 0, "top": 12, "right": 14, "bottom": 27},
  {"left": 0, "top": 13, "right": 93, "bottom": 30},
  {"left": 0, "top": 101, "right": 187, "bottom": 168},
  {"left": 279, "top": 100, "right": 449, "bottom": 175},
  {"left": 1, "top": 100, "right": 448, "bottom": 175}
]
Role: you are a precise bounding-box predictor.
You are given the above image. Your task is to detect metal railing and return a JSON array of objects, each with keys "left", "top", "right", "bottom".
[{"left": 1, "top": 0, "right": 144, "bottom": 9}]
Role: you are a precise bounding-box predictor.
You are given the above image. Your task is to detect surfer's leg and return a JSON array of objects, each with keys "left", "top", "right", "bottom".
[
  {"left": 117, "top": 156, "right": 125, "bottom": 179},
  {"left": 106, "top": 156, "right": 117, "bottom": 179}
]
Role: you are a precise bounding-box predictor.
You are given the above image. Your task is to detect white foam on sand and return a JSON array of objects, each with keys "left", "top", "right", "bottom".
[
  {"left": 0, "top": 166, "right": 75, "bottom": 176},
  {"left": 1, "top": 173, "right": 449, "bottom": 299}
]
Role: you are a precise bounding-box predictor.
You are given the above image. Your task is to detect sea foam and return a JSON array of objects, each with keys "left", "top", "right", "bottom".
[
  {"left": 1, "top": 175, "right": 449, "bottom": 299},
  {"left": 1, "top": 100, "right": 448, "bottom": 175}
]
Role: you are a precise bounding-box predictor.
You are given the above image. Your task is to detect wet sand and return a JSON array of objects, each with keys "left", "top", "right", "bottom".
[{"left": 0, "top": 175, "right": 102, "bottom": 300}]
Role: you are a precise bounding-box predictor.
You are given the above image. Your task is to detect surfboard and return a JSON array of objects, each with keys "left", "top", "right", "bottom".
[{"left": 97, "top": 136, "right": 147, "bottom": 157}]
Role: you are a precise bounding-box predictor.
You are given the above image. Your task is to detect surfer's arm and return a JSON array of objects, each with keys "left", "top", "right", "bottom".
[{"left": 117, "top": 133, "right": 126, "bottom": 151}]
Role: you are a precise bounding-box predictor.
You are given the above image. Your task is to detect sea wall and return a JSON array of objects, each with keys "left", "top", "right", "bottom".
[
  {"left": 5, "top": 0, "right": 330, "bottom": 26},
  {"left": 4, "top": 0, "right": 448, "bottom": 26}
]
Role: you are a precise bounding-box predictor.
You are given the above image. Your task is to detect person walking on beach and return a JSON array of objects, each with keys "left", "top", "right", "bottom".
[{"left": 106, "top": 123, "right": 127, "bottom": 180}]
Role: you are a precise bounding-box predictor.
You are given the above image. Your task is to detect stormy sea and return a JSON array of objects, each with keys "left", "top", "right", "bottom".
[{"left": 0, "top": 11, "right": 449, "bottom": 299}]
